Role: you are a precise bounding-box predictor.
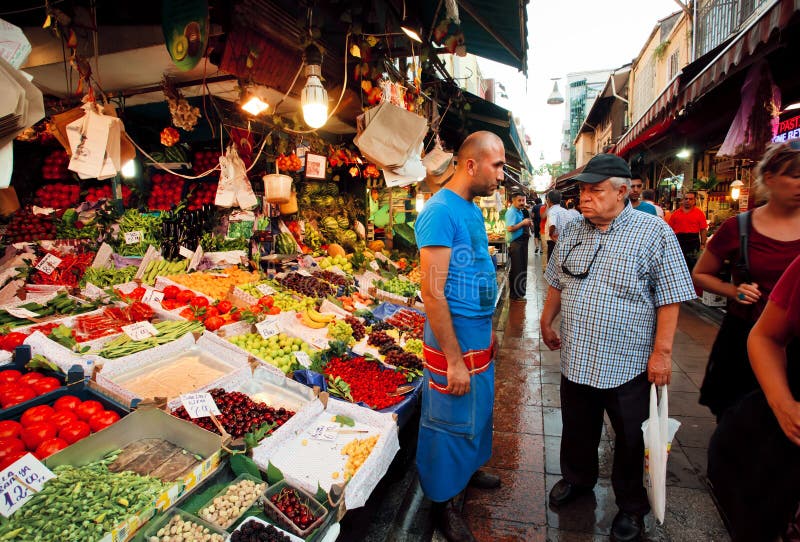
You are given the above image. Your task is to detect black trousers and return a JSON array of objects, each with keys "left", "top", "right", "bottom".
[
  {"left": 676, "top": 233, "right": 701, "bottom": 270},
  {"left": 560, "top": 372, "right": 650, "bottom": 515},
  {"left": 546, "top": 240, "right": 556, "bottom": 263},
  {"left": 508, "top": 236, "right": 528, "bottom": 299}
]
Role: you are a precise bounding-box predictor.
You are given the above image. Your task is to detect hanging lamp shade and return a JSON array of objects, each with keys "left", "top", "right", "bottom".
[{"left": 547, "top": 80, "right": 564, "bottom": 105}]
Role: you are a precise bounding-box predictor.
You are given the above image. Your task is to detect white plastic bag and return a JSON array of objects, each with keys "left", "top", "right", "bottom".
[
  {"left": 641, "top": 384, "right": 681, "bottom": 524},
  {"left": 214, "top": 145, "right": 257, "bottom": 210}
]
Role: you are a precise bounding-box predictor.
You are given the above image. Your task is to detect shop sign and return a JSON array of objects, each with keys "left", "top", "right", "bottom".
[
  {"left": 773, "top": 114, "right": 800, "bottom": 143},
  {"left": 739, "top": 188, "right": 750, "bottom": 212}
]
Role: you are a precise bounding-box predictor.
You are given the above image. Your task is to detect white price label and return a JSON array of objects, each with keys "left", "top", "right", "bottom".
[
  {"left": 124, "top": 231, "right": 143, "bottom": 245},
  {"left": 256, "top": 284, "right": 276, "bottom": 296},
  {"left": 255, "top": 319, "right": 280, "bottom": 339},
  {"left": 0, "top": 453, "right": 55, "bottom": 517},
  {"left": 179, "top": 246, "right": 194, "bottom": 259},
  {"left": 310, "top": 337, "right": 329, "bottom": 350},
  {"left": 91, "top": 243, "right": 113, "bottom": 269},
  {"left": 297, "top": 269, "right": 311, "bottom": 277},
  {"left": 121, "top": 321, "right": 160, "bottom": 341},
  {"left": 180, "top": 392, "right": 222, "bottom": 419},
  {"left": 293, "top": 351, "right": 312, "bottom": 368},
  {"left": 369, "top": 260, "right": 380, "bottom": 271},
  {"left": 188, "top": 244, "right": 204, "bottom": 272},
  {"left": 5, "top": 307, "right": 40, "bottom": 319},
  {"left": 35, "top": 254, "right": 62, "bottom": 276},
  {"left": 141, "top": 290, "right": 165, "bottom": 304},
  {"left": 308, "top": 424, "right": 338, "bottom": 442}
]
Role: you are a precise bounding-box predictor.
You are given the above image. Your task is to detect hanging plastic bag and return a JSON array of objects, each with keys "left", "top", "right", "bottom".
[
  {"left": 215, "top": 148, "right": 237, "bottom": 208},
  {"left": 228, "top": 146, "right": 257, "bottom": 210},
  {"left": 641, "top": 384, "right": 681, "bottom": 524}
]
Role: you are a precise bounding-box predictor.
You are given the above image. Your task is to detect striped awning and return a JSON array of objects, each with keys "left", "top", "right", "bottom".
[{"left": 614, "top": 76, "right": 681, "bottom": 158}]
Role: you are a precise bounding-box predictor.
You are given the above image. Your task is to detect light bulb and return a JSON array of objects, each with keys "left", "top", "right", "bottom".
[
  {"left": 731, "top": 187, "right": 741, "bottom": 201},
  {"left": 121, "top": 159, "right": 136, "bottom": 179},
  {"left": 302, "top": 75, "right": 328, "bottom": 129},
  {"left": 241, "top": 96, "right": 269, "bottom": 116}
]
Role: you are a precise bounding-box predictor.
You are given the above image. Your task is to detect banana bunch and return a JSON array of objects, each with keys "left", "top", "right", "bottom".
[
  {"left": 141, "top": 259, "right": 188, "bottom": 285},
  {"left": 300, "top": 308, "right": 334, "bottom": 329}
]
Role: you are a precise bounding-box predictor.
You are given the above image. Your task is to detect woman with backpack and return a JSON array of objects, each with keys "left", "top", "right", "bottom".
[{"left": 691, "top": 140, "right": 800, "bottom": 421}]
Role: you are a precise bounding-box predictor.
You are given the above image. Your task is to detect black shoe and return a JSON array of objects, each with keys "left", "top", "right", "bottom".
[
  {"left": 468, "top": 469, "right": 501, "bottom": 489},
  {"left": 438, "top": 500, "right": 477, "bottom": 542},
  {"left": 611, "top": 511, "right": 643, "bottom": 542},
  {"left": 548, "top": 478, "right": 593, "bottom": 508}
]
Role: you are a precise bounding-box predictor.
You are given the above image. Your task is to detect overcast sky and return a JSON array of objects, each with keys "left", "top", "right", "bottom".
[{"left": 478, "top": 0, "right": 682, "bottom": 170}]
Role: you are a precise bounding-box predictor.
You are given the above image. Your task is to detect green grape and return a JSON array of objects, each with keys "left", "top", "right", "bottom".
[
  {"left": 404, "top": 338, "right": 423, "bottom": 356},
  {"left": 327, "top": 320, "right": 354, "bottom": 344}
]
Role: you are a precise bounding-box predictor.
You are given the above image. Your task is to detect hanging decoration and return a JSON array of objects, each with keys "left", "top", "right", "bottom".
[
  {"left": 432, "top": 19, "right": 466, "bottom": 56},
  {"left": 161, "top": 0, "right": 209, "bottom": 71}
]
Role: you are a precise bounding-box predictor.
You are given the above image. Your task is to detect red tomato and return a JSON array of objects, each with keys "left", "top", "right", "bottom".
[
  {"left": 204, "top": 316, "right": 224, "bottom": 332},
  {"left": 176, "top": 290, "right": 194, "bottom": 304},
  {"left": 49, "top": 410, "right": 78, "bottom": 430},
  {"left": 179, "top": 307, "right": 196, "bottom": 320},
  {"left": 88, "top": 410, "right": 120, "bottom": 432},
  {"left": 35, "top": 437, "right": 69, "bottom": 459},
  {"left": 160, "top": 299, "right": 179, "bottom": 310},
  {"left": 18, "top": 372, "right": 44, "bottom": 387},
  {"left": 0, "top": 386, "right": 36, "bottom": 409},
  {"left": 189, "top": 296, "right": 209, "bottom": 309},
  {"left": 0, "top": 420, "right": 21, "bottom": 439},
  {"left": 20, "top": 423, "right": 58, "bottom": 450},
  {"left": 0, "top": 370, "right": 21, "bottom": 384},
  {"left": 203, "top": 306, "right": 219, "bottom": 319},
  {"left": 216, "top": 301, "right": 232, "bottom": 314},
  {"left": 229, "top": 310, "right": 242, "bottom": 322},
  {"left": 163, "top": 285, "right": 180, "bottom": 300},
  {"left": 0, "top": 438, "right": 25, "bottom": 466},
  {"left": 0, "top": 450, "right": 26, "bottom": 470},
  {"left": 53, "top": 395, "right": 81, "bottom": 412},
  {"left": 58, "top": 421, "right": 90, "bottom": 444},
  {"left": 268, "top": 306, "right": 281, "bottom": 315},
  {"left": 74, "top": 400, "right": 103, "bottom": 421},
  {"left": 130, "top": 287, "right": 146, "bottom": 300},
  {"left": 258, "top": 296, "right": 274, "bottom": 308},
  {"left": 1, "top": 333, "right": 27, "bottom": 351},
  {"left": 20, "top": 405, "right": 55, "bottom": 427},
  {"left": 32, "top": 377, "right": 61, "bottom": 396}
]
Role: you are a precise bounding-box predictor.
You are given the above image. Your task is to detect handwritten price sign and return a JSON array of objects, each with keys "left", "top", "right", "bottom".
[
  {"left": 255, "top": 319, "right": 280, "bottom": 339},
  {"left": 121, "top": 321, "right": 160, "bottom": 341},
  {"left": 35, "top": 254, "right": 62, "bottom": 276},
  {"left": 308, "top": 424, "right": 338, "bottom": 442},
  {"left": 124, "top": 231, "right": 143, "bottom": 245},
  {"left": 180, "top": 392, "right": 221, "bottom": 419},
  {"left": 369, "top": 260, "right": 380, "bottom": 272},
  {"left": 141, "top": 290, "right": 165, "bottom": 305},
  {"left": 0, "top": 453, "right": 55, "bottom": 517},
  {"left": 293, "top": 351, "right": 312, "bottom": 368},
  {"left": 256, "top": 284, "right": 276, "bottom": 296}
]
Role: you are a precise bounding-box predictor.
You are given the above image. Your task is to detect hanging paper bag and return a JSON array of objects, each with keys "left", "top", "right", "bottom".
[
  {"left": 215, "top": 150, "right": 237, "bottom": 208},
  {"left": 354, "top": 102, "right": 428, "bottom": 168},
  {"left": 228, "top": 146, "right": 257, "bottom": 210},
  {"left": 66, "top": 105, "right": 113, "bottom": 178},
  {"left": 97, "top": 117, "right": 122, "bottom": 180},
  {"left": 641, "top": 384, "right": 681, "bottom": 524}
]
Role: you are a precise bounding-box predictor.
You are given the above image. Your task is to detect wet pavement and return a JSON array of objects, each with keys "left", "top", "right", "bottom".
[{"left": 457, "top": 246, "right": 731, "bottom": 542}]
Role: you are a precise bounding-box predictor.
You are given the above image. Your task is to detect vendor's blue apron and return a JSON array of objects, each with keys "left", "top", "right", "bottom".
[{"left": 416, "top": 316, "right": 494, "bottom": 502}]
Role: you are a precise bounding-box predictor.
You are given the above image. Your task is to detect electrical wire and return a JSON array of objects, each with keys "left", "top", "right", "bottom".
[{"left": 0, "top": 0, "right": 64, "bottom": 16}]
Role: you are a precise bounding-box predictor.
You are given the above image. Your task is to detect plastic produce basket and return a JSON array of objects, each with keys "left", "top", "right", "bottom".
[
  {"left": 195, "top": 473, "right": 267, "bottom": 530},
  {"left": 229, "top": 516, "right": 303, "bottom": 542},
  {"left": 142, "top": 509, "right": 227, "bottom": 541},
  {"left": 260, "top": 480, "right": 326, "bottom": 538}
]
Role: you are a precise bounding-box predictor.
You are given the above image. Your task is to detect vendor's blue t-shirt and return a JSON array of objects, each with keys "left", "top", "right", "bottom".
[
  {"left": 505, "top": 206, "right": 525, "bottom": 242},
  {"left": 415, "top": 189, "right": 498, "bottom": 318}
]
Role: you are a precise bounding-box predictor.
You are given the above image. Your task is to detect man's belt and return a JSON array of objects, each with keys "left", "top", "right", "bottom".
[{"left": 423, "top": 338, "right": 495, "bottom": 378}]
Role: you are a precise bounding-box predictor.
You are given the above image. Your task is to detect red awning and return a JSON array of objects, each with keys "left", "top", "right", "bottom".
[
  {"left": 614, "top": 117, "right": 674, "bottom": 158},
  {"left": 677, "top": 0, "right": 800, "bottom": 111},
  {"left": 614, "top": 77, "right": 680, "bottom": 158}
]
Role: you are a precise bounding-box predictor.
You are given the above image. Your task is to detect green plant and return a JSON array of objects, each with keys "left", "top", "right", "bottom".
[
  {"left": 692, "top": 172, "right": 719, "bottom": 191},
  {"left": 654, "top": 40, "right": 671, "bottom": 61}
]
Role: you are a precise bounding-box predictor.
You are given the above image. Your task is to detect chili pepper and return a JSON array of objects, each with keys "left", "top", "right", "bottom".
[{"left": 323, "top": 356, "right": 409, "bottom": 410}]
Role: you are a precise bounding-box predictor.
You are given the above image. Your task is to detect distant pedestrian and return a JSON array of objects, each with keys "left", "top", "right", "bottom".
[
  {"left": 642, "top": 189, "right": 664, "bottom": 219},
  {"left": 506, "top": 192, "right": 532, "bottom": 301},
  {"left": 708, "top": 253, "right": 800, "bottom": 541},
  {"left": 668, "top": 191, "right": 707, "bottom": 269},
  {"left": 415, "top": 131, "right": 504, "bottom": 542},
  {"left": 544, "top": 190, "right": 574, "bottom": 262},
  {"left": 540, "top": 153, "right": 695, "bottom": 542},
  {"left": 531, "top": 197, "right": 544, "bottom": 254},
  {"left": 629, "top": 177, "right": 658, "bottom": 215},
  {"left": 692, "top": 140, "right": 800, "bottom": 420}
]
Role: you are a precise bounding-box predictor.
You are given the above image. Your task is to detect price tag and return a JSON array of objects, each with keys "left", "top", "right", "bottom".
[
  {"left": 293, "top": 351, "right": 312, "bottom": 368},
  {"left": 180, "top": 392, "right": 222, "bottom": 419},
  {"left": 369, "top": 260, "right": 380, "bottom": 272},
  {"left": 121, "top": 321, "right": 160, "bottom": 341},
  {"left": 416, "top": 290, "right": 423, "bottom": 302},
  {"left": 141, "top": 290, "right": 165, "bottom": 304},
  {"left": 35, "top": 254, "right": 62, "bottom": 276},
  {"left": 188, "top": 244, "right": 204, "bottom": 272},
  {"left": 255, "top": 319, "right": 280, "bottom": 339},
  {"left": 0, "top": 453, "right": 55, "bottom": 517},
  {"left": 310, "top": 336, "right": 329, "bottom": 350},
  {"left": 5, "top": 307, "right": 40, "bottom": 319},
  {"left": 256, "top": 284, "right": 276, "bottom": 296},
  {"left": 124, "top": 231, "right": 143, "bottom": 245},
  {"left": 179, "top": 246, "right": 194, "bottom": 259},
  {"left": 297, "top": 269, "right": 311, "bottom": 277},
  {"left": 91, "top": 243, "right": 113, "bottom": 269},
  {"left": 308, "top": 424, "right": 338, "bottom": 442}
]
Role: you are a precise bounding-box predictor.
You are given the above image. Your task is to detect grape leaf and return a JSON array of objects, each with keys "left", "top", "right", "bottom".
[{"left": 266, "top": 461, "right": 284, "bottom": 485}]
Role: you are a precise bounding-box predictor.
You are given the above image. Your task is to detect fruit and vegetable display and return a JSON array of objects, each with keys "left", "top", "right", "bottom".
[
  {"left": 49, "top": 301, "right": 155, "bottom": 345},
  {"left": 40, "top": 149, "right": 69, "bottom": 181},
  {"left": 375, "top": 277, "right": 418, "bottom": 297},
  {"left": 26, "top": 250, "right": 95, "bottom": 286},
  {"left": 116, "top": 209, "right": 162, "bottom": 256},
  {"left": 227, "top": 333, "right": 313, "bottom": 374},
  {"left": 198, "top": 477, "right": 266, "bottom": 528},
  {"left": 341, "top": 434, "right": 379, "bottom": 479},
  {"left": 0, "top": 451, "right": 166, "bottom": 542},
  {"left": 386, "top": 309, "right": 425, "bottom": 340},
  {"left": 277, "top": 272, "right": 334, "bottom": 298},
  {"left": 326, "top": 320, "right": 354, "bottom": 345},
  {"left": 85, "top": 183, "right": 133, "bottom": 205},
  {"left": 165, "top": 267, "right": 260, "bottom": 300},
  {"left": 35, "top": 182, "right": 80, "bottom": 209},
  {"left": 316, "top": 255, "right": 353, "bottom": 274},
  {"left": 172, "top": 389, "right": 295, "bottom": 438},
  {"left": 231, "top": 519, "right": 294, "bottom": 542},
  {"left": 0, "top": 370, "right": 63, "bottom": 410},
  {"left": 147, "top": 172, "right": 185, "bottom": 211},
  {"left": 80, "top": 265, "right": 138, "bottom": 288},
  {"left": 0, "top": 293, "right": 99, "bottom": 329},
  {"left": 323, "top": 356, "right": 408, "bottom": 410},
  {"left": 186, "top": 180, "right": 219, "bottom": 210},
  {"left": 264, "top": 485, "right": 320, "bottom": 534},
  {"left": 192, "top": 150, "right": 222, "bottom": 175}
]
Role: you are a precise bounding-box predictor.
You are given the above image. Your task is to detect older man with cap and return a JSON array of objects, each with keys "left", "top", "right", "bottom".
[{"left": 540, "top": 153, "right": 695, "bottom": 541}]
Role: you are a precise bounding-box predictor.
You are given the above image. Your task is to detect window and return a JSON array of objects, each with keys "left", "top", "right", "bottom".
[
  {"left": 668, "top": 50, "right": 680, "bottom": 80},
  {"left": 633, "top": 59, "right": 656, "bottom": 122}
]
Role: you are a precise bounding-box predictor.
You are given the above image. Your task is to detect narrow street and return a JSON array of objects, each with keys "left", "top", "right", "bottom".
[{"left": 457, "top": 245, "right": 731, "bottom": 541}]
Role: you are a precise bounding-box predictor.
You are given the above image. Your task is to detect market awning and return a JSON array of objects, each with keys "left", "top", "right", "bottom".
[
  {"left": 554, "top": 165, "right": 584, "bottom": 191},
  {"left": 677, "top": 0, "right": 800, "bottom": 111},
  {"left": 613, "top": 76, "right": 680, "bottom": 157}
]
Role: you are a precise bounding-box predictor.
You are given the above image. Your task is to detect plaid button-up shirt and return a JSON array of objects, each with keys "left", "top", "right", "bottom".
[{"left": 545, "top": 203, "right": 695, "bottom": 389}]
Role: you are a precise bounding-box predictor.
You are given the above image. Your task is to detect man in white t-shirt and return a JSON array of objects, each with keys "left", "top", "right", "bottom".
[
  {"left": 544, "top": 190, "right": 575, "bottom": 263},
  {"left": 642, "top": 189, "right": 665, "bottom": 219}
]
